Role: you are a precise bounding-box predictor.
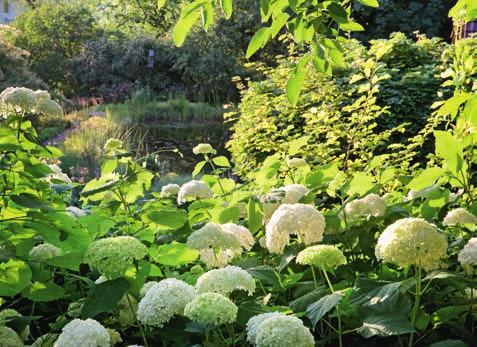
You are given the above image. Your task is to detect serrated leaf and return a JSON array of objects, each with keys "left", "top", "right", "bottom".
[
  {"left": 145, "top": 208, "right": 188, "bottom": 230},
  {"left": 150, "top": 242, "right": 199, "bottom": 266},
  {"left": 23, "top": 281, "right": 66, "bottom": 302},
  {"left": 306, "top": 292, "right": 343, "bottom": 326},
  {"left": 357, "top": 313, "right": 414, "bottom": 338},
  {"left": 81, "top": 278, "right": 130, "bottom": 318},
  {"left": 0, "top": 260, "right": 32, "bottom": 297}
]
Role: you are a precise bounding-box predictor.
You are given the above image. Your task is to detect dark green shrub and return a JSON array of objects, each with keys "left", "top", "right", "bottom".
[{"left": 227, "top": 34, "right": 449, "bottom": 176}]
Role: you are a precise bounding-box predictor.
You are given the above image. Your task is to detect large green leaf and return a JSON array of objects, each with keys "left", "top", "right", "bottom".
[
  {"left": 357, "top": 0, "right": 379, "bottom": 7},
  {"left": 23, "top": 281, "right": 66, "bottom": 302},
  {"left": 246, "top": 27, "right": 271, "bottom": 59},
  {"left": 0, "top": 260, "right": 32, "bottom": 297},
  {"left": 357, "top": 313, "right": 414, "bottom": 338},
  {"left": 431, "top": 305, "right": 468, "bottom": 327},
  {"left": 220, "top": 0, "right": 233, "bottom": 18},
  {"left": 145, "top": 209, "right": 188, "bottom": 230},
  {"left": 346, "top": 172, "right": 375, "bottom": 197},
  {"left": 407, "top": 167, "right": 444, "bottom": 190},
  {"left": 306, "top": 292, "right": 343, "bottom": 327},
  {"left": 150, "top": 242, "right": 199, "bottom": 266},
  {"left": 434, "top": 131, "right": 464, "bottom": 176},
  {"left": 81, "top": 278, "right": 130, "bottom": 318}
]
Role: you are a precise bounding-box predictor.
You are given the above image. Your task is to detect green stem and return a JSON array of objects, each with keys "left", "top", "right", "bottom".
[
  {"left": 323, "top": 270, "right": 343, "bottom": 347},
  {"left": 125, "top": 293, "right": 149, "bottom": 347},
  {"left": 198, "top": 198, "right": 213, "bottom": 219},
  {"left": 409, "top": 266, "right": 422, "bottom": 347},
  {"left": 470, "top": 273, "right": 475, "bottom": 340},
  {"left": 311, "top": 266, "right": 318, "bottom": 289}
]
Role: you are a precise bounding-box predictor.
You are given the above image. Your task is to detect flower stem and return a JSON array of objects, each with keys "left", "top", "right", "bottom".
[
  {"left": 323, "top": 270, "right": 343, "bottom": 347},
  {"left": 125, "top": 293, "right": 149, "bottom": 347},
  {"left": 409, "top": 266, "right": 422, "bottom": 347},
  {"left": 311, "top": 266, "right": 318, "bottom": 289}
]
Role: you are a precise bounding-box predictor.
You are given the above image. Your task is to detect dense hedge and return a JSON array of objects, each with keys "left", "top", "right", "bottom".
[{"left": 227, "top": 33, "right": 454, "bottom": 176}]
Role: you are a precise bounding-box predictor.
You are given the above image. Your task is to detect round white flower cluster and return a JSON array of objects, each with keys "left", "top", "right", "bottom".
[
  {"left": 344, "top": 193, "right": 387, "bottom": 219},
  {"left": 0, "top": 326, "right": 23, "bottom": 347},
  {"left": 262, "top": 184, "right": 309, "bottom": 223},
  {"left": 187, "top": 222, "right": 253, "bottom": 268},
  {"left": 160, "top": 183, "right": 180, "bottom": 198},
  {"left": 46, "top": 164, "right": 72, "bottom": 185},
  {"left": 192, "top": 143, "right": 216, "bottom": 155},
  {"left": 0, "top": 87, "right": 63, "bottom": 116},
  {"left": 139, "top": 281, "right": 158, "bottom": 297},
  {"left": 83, "top": 236, "right": 148, "bottom": 279},
  {"left": 296, "top": 245, "right": 347, "bottom": 271},
  {"left": 246, "top": 312, "right": 314, "bottom": 347},
  {"left": 265, "top": 203, "right": 325, "bottom": 254},
  {"left": 287, "top": 158, "right": 307, "bottom": 168},
  {"left": 29, "top": 243, "right": 62, "bottom": 262},
  {"left": 66, "top": 206, "right": 87, "bottom": 218},
  {"left": 375, "top": 218, "right": 448, "bottom": 271},
  {"left": 184, "top": 292, "right": 238, "bottom": 325},
  {"left": 196, "top": 266, "right": 256, "bottom": 296},
  {"left": 458, "top": 238, "right": 477, "bottom": 274},
  {"left": 137, "top": 278, "right": 196, "bottom": 327},
  {"left": 53, "top": 319, "right": 110, "bottom": 347},
  {"left": 177, "top": 180, "right": 214, "bottom": 204},
  {"left": 443, "top": 208, "right": 477, "bottom": 226}
]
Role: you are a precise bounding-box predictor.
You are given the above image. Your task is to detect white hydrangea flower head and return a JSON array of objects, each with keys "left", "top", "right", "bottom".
[
  {"left": 34, "top": 98, "right": 63, "bottom": 117},
  {"left": 221, "top": 223, "right": 254, "bottom": 251},
  {"left": 0, "top": 86, "right": 36, "bottom": 111},
  {"left": 84, "top": 236, "right": 148, "bottom": 279},
  {"left": 261, "top": 185, "right": 309, "bottom": 224},
  {"left": 287, "top": 158, "right": 307, "bottom": 168},
  {"left": 296, "top": 245, "right": 347, "bottom": 272},
  {"left": 196, "top": 266, "right": 255, "bottom": 296},
  {"left": 405, "top": 184, "right": 439, "bottom": 201},
  {"left": 344, "top": 193, "right": 387, "bottom": 219},
  {"left": 137, "top": 278, "right": 196, "bottom": 327},
  {"left": 265, "top": 203, "right": 325, "bottom": 254},
  {"left": 187, "top": 223, "right": 241, "bottom": 250},
  {"left": 66, "top": 206, "right": 87, "bottom": 218},
  {"left": 160, "top": 183, "right": 180, "bottom": 198},
  {"left": 465, "top": 287, "right": 477, "bottom": 299},
  {"left": 33, "top": 90, "right": 51, "bottom": 101},
  {"left": 458, "top": 238, "right": 477, "bottom": 274},
  {"left": 29, "top": 243, "right": 62, "bottom": 262},
  {"left": 281, "top": 184, "right": 309, "bottom": 204},
  {"left": 31, "top": 333, "right": 58, "bottom": 347},
  {"left": 53, "top": 319, "right": 110, "bottom": 347},
  {"left": 199, "top": 248, "right": 236, "bottom": 268},
  {"left": 184, "top": 292, "right": 237, "bottom": 325},
  {"left": 192, "top": 143, "right": 216, "bottom": 155},
  {"left": 246, "top": 312, "right": 314, "bottom": 347},
  {"left": 139, "top": 281, "right": 158, "bottom": 297},
  {"left": 443, "top": 208, "right": 477, "bottom": 226},
  {"left": 46, "top": 164, "right": 72, "bottom": 184},
  {"left": 0, "top": 326, "right": 23, "bottom": 347},
  {"left": 177, "top": 180, "right": 214, "bottom": 204},
  {"left": 95, "top": 275, "right": 108, "bottom": 284},
  {"left": 375, "top": 218, "right": 448, "bottom": 271}
]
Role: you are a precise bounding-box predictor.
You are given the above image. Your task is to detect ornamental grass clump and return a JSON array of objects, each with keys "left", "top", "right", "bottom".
[
  {"left": 53, "top": 319, "right": 110, "bottom": 347},
  {"left": 29, "top": 243, "right": 62, "bottom": 262},
  {"left": 265, "top": 203, "right": 325, "bottom": 254},
  {"left": 344, "top": 193, "right": 387, "bottom": 219},
  {"left": 375, "top": 217, "right": 448, "bottom": 271},
  {"left": 137, "top": 278, "right": 196, "bottom": 327},
  {"left": 196, "top": 265, "right": 256, "bottom": 296},
  {"left": 83, "top": 236, "right": 148, "bottom": 279},
  {"left": 443, "top": 208, "right": 477, "bottom": 226},
  {"left": 177, "top": 180, "right": 214, "bottom": 204},
  {"left": 458, "top": 238, "right": 477, "bottom": 274},
  {"left": 246, "top": 312, "right": 314, "bottom": 347},
  {"left": 184, "top": 292, "right": 238, "bottom": 326}
]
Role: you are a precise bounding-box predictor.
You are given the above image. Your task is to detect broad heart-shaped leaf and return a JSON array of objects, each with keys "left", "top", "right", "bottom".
[
  {"left": 11, "top": 193, "right": 52, "bottom": 210},
  {"left": 81, "top": 278, "right": 130, "bottom": 318},
  {"left": 357, "top": 0, "right": 379, "bottom": 7},
  {"left": 220, "top": 0, "right": 233, "bottom": 18},
  {"left": 212, "top": 156, "right": 231, "bottom": 168},
  {"left": 357, "top": 313, "right": 414, "bottom": 338},
  {"left": 306, "top": 292, "right": 343, "bottom": 327},
  {"left": 246, "top": 27, "right": 270, "bottom": 59},
  {"left": 339, "top": 21, "right": 364, "bottom": 32},
  {"left": 431, "top": 305, "right": 468, "bottom": 327},
  {"left": 145, "top": 208, "right": 188, "bottom": 230},
  {"left": 0, "top": 260, "right": 32, "bottom": 297},
  {"left": 407, "top": 167, "right": 444, "bottom": 190},
  {"left": 150, "top": 242, "right": 199, "bottom": 266},
  {"left": 23, "top": 281, "right": 66, "bottom": 302},
  {"left": 346, "top": 172, "right": 375, "bottom": 197},
  {"left": 306, "top": 162, "right": 340, "bottom": 188},
  {"left": 434, "top": 131, "right": 464, "bottom": 176}
]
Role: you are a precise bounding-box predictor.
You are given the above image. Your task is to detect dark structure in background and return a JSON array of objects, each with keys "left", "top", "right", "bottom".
[{"left": 464, "top": 20, "right": 477, "bottom": 37}]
